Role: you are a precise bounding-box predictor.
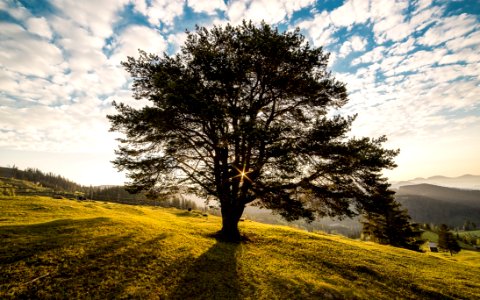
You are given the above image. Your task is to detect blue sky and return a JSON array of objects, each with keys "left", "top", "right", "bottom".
[{"left": 0, "top": 0, "right": 479, "bottom": 185}]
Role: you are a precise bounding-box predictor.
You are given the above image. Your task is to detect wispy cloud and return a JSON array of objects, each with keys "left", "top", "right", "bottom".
[{"left": 0, "top": 0, "right": 479, "bottom": 183}]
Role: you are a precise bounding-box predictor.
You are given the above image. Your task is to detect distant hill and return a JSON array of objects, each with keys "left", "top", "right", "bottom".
[
  {"left": 398, "top": 184, "right": 480, "bottom": 207},
  {"left": 392, "top": 174, "right": 480, "bottom": 190},
  {"left": 396, "top": 184, "right": 480, "bottom": 227}
]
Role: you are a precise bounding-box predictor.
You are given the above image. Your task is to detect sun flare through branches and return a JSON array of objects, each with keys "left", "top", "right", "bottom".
[{"left": 231, "top": 165, "right": 253, "bottom": 183}]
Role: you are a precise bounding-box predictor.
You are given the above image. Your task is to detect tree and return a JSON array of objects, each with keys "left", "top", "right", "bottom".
[
  {"left": 108, "top": 21, "right": 398, "bottom": 241},
  {"left": 361, "top": 188, "right": 424, "bottom": 251},
  {"left": 463, "top": 220, "right": 476, "bottom": 231},
  {"left": 438, "top": 224, "right": 461, "bottom": 256}
]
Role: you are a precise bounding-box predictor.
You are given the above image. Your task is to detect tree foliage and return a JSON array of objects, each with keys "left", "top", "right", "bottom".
[
  {"left": 361, "top": 188, "right": 424, "bottom": 251},
  {"left": 438, "top": 224, "right": 461, "bottom": 256},
  {"left": 108, "top": 21, "right": 398, "bottom": 240}
]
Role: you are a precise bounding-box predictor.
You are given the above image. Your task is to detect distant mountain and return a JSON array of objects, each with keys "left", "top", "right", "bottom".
[
  {"left": 391, "top": 174, "right": 480, "bottom": 190},
  {"left": 395, "top": 184, "right": 480, "bottom": 227}
]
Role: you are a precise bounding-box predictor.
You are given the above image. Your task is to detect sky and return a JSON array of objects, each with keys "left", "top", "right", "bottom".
[{"left": 0, "top": 0, "right": 479, "bottom": 186}]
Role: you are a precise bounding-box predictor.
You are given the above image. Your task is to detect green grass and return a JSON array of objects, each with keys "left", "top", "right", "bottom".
[
  {"left": 458, "top": 230, "right": 480, "bottom": 238},
  {"left": 1, "top": 196, "right": 480, "bottom": 299},
  {"left": 422, "top": 230, "right": 479, "bottom": 251},
  {"left": 422, "top": 230, "right": 439, "bottom": 243},
  {"left": 0, "top": 177, "right": 50, "bottom": 196}
]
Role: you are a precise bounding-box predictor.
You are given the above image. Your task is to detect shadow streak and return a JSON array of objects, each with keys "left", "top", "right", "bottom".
[
  {"left": 0, "top": 217, "right": 111, "bottom": 265},
  {"left": 168, "top": 241, "right": 242, "bottom": 300},
  {"left": 0, "top": 218, "right": 169, "bottom": 298}
]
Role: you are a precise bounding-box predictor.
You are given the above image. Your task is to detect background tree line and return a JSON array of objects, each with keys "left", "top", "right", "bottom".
[
  {"left": 0, "top": 166, "right": 197, "bottom": 210},
  {"left": 0, "top": 166, "right": 81, "bottom": 193}
]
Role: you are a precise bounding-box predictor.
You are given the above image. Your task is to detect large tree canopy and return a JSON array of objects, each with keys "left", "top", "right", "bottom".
[{"left": 108, "top": 21, "right": 398, "bottom": 240}]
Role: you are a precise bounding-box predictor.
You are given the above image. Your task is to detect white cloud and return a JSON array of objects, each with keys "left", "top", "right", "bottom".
[
  {"left": 248, "top": 0, "right": 288, "bottom": 24},
  {"left": 370, "top": 0, "right": 409, "bottom": 43},
  {"left": 188, "top": 0, "right": 226, "bottom": 15},
  {"left": 388, "top": 37, "right": 415, "bottom": 55},
  {"left": 0, "top": 69, "right": 21, "bottom": 96},
  {"left": 168, "top": 31, "right": 189, "bottom": 53},
  {"left": 342, "top": 57, "right": 480, "bottom": 143},
  {"left": 352, "top": 46, "right": 386, "bottom": 65},
  {"left": 378, "top": 54, "right": 404, "bottom": 73},
  {"left": 439, "top": 48, "right": 480, "bottom": 65},
  {"left": 0, "top": 0, "right": 135, "bottom": 157},
  {"left": 413, "top": 0, "right": 433, "bottom": 13},
  {"left": 418, "top": 13, "right": 478, "bottom": 46},
  {"left": 0, "top": 104, "right": 115, "bottom": 153},
  {"left": 384, "top": 48, "right": 448, "bottom": 76},
  {"left": 0, "top": 22, "right": 64, "bottom": 78},
  {"left": 342, "top": 5, "right": 480, "bottom": 151},
  {"left": 134, "top": 0, "right": 185, "bottom": 27},
  {"left": 297, "top": 11, "right": 335, "bottom": 47},
  {"left": 350, "top": 35, "right": 367, "bottom": 51},
  {"left": 227, "top": 0, "right": 315, "bottom": 25},
  {"left": 25, "top": 17, "right": 53, "bottom": 39},
  {"left": 303, "top": 0, "right": 410, "bottom": 46},
  {"left": 339, "top": 35, "right": 367, "bottom": 57},
  {"left": 226, "top": 1, "right": 248, "bottom": 25},
  {"left": 110, "top": 25, "right": 168, "bottom": 64},
  {"left": 409, "top": 3, "right": 443, "bottom": 32},
  {"left": 50, "top": 0, "right": 129, "bottom": 39},
  {"left": 50, "top": 17, "right": 107, "bottom": 73},
  {"left": 329, "top": 0, "right": 370, "bottom": 28},
  {"left": 380, "top": 22, "right": 411, "bottom": 42},
  {"left": 284, "top": 0, "right": 316, "bottom": 17},
  {"left": 0, "top": 0, "right": 31, "bottom": 21},
  {"left": 445, "top": 30, "right": 480, "bottom": 52}
]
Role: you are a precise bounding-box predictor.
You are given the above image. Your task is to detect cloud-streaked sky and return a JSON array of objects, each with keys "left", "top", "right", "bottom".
[{"left": 1, "top": 0, "right": 479, "bottom": 186}]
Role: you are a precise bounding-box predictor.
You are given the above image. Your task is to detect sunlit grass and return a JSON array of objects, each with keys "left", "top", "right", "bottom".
[{"left": 1, "top": 196, "right": 479, "bottom": 299}]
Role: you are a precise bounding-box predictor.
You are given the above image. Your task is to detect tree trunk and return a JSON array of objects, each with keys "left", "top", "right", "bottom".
[{"left": 220, "top": 203, "right": 245, "bottom": 241}]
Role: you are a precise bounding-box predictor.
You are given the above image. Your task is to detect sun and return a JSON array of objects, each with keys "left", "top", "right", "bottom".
[{"left": 231, "top": 164, "right": 253, "bottom": 182}]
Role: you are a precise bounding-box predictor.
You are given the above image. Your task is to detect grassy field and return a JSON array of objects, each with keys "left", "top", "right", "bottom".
[{"left": 1, "top": 196, "right": 480, "bottom": 299}]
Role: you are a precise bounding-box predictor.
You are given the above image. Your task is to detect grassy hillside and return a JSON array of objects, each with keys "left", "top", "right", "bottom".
[
  {"left": 0, "top": 177, "right": 51, "bottom": 194},
  {"left": 0, "top": 177, "right": 80, "bottom": 199},
  {"left": 1, "top": 196, "right": 480, "bottom": 299}
]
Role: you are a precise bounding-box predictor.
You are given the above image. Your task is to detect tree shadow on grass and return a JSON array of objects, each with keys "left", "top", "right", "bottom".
[
  {"left": 0, "top": 217, "right": 112, "bottom": 265},
  {"left": 52, "top": 231, "right": 170, "bottom": 298},
  {"left": 316, "top": 257, "right": 456, "bottom": 299},
  {"left": 168, "top": 240, "right": 242, "bottom": 300},
  {"left": 0, "top": 218, "right": 170, "bottom": 298}
]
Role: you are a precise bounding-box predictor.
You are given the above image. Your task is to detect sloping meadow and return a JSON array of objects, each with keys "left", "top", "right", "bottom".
[{"left": 1, "top": 196, "right": 479, "bottom": 299}]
